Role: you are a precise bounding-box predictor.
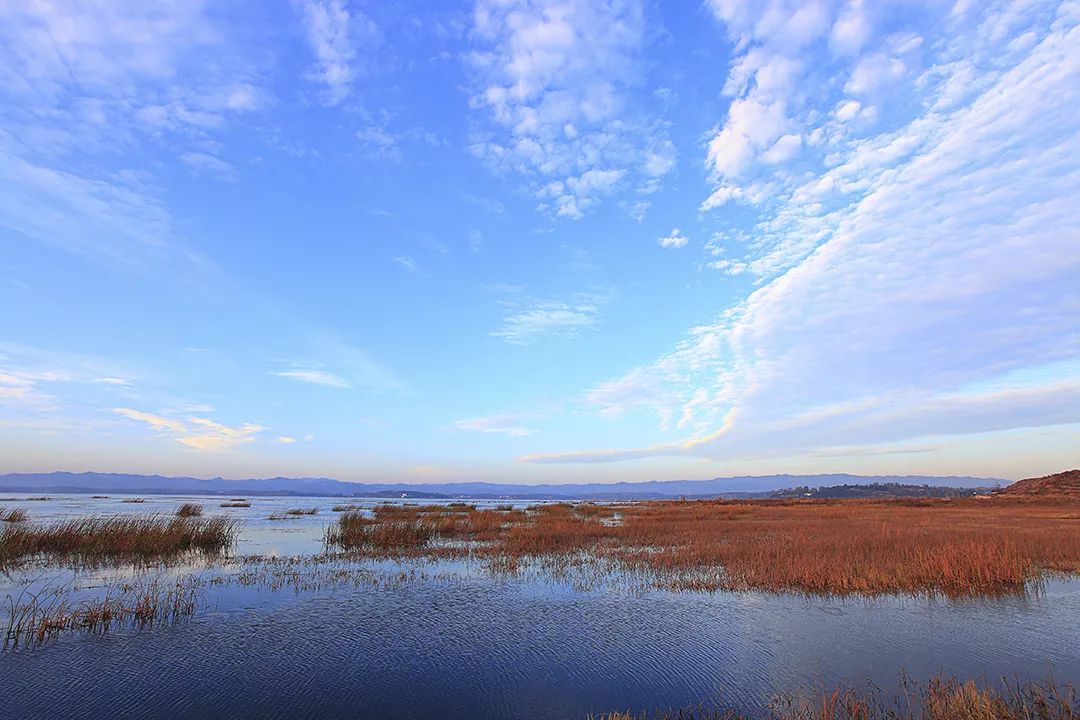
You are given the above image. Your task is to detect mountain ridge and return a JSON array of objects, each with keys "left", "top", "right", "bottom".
[{"left": 0, "top": 471, "right": 1005, "bottom": 500}]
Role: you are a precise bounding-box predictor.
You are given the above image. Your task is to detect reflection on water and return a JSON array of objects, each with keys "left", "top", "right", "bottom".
[{"left": 2, "top": 494, "right": 1079, "bottom": 719}]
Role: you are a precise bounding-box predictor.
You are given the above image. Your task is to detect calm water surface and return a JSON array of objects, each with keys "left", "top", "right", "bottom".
[{"left": 2, "top": 494, "right": 1078, "bottom": 719}]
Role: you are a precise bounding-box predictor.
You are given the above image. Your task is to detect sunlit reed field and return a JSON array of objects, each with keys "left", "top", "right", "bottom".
[
  {"left": 0, "top": 514, "right": 237, "bottom": 568},
  {"left": 326, "top": 497, "right": 1080, "bottom": 596},
  {"left": 589, "top": 673, "right": 1078, "bottom": 719}
]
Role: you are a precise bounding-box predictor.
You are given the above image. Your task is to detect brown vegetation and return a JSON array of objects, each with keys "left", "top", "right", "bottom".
[
  {"left": 589, "top": 673, "right": 1077, "bottom": 719},
  {"left": 268, "top": 507, "right": 318, "bottom": 520},
  {"left": 0, "top": 514, "right": 237, "bottom": 567},
  {"left": 325, "top": 497, "right": 1080, "bottom": 596},
  {"left": 220, "top": 501, "right": 251, "bottom": 508},
  {"left": 176, "top": 503, "right": 204, "bottom": 517},
  {"left": 121, "top": 498, "right": 146, "bottom": 504},
  {"left": 1002, "top": 469, "right": 1080, "bottom": 498},
  {"left": 0, "top": 508, "right": 28, "bottom": 523}
]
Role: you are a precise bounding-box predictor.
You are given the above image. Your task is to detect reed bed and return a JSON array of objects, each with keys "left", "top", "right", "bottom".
[
  {"left": 589, "top": 673, "right": 1077, "bottom": 719},
  {"left": 0, "top": 514, "right": 238, "bottom": 567},
  {"left": 176, "top": 503, "right": 203, "bottom": 517},
  {"left": 220, "top": 501, "right": 251, "bottom": 508},
  {"left": 268, "top": 507, "right": 318, "bottom": 520},
  {"left": 3, "top": 577, "right": 202, "bottom": 649},
  {"left": 325, "top": 497, "right": 1080, "bottom": 596},
  {"left": 0, "top": 508, "right": 28, "bottom": 523},
  {"left": 121, "top": 498, "right": 146, "bottom": 504}
]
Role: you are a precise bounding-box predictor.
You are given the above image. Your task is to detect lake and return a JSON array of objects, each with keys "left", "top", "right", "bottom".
[{"left": 2, "top": 494, "right": 1078, "bottom": 719}]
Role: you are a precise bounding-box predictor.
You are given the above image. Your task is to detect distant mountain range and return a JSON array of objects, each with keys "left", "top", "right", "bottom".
[{"left": 0, "top": 471, "right": 1006, "bottom": 500}]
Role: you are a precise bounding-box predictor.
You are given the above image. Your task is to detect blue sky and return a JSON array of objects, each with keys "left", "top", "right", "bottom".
[{"left": 1, "top": 0, "right": 1078, "bottom": 484}]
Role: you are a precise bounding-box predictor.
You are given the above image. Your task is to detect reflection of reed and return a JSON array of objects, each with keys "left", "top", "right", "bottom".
[{"left": 589, "top": 672, "right": 1079, "bottom": 720}]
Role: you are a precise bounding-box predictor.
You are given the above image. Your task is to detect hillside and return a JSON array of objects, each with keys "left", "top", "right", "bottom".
[{"left": 1002, "top": 469, "right": 1080, "bottom": 497}]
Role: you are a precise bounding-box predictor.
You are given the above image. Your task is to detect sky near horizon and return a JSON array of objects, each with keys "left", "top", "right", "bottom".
[{"left": 1, "top": 0, "right": 1079, "bottom": 485}]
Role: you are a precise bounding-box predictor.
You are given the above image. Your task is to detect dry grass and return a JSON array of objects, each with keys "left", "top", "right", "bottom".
[
  {"left": 220, "top": 501, "right": 251, "bottom": 508},
  {"left": 590, "top": 673, "right": 1077, "bottom": 719},
  {"left": 0, "top": 514, "right": 238, "bottom": 567},
  {"left": 3, "top": 577, "right": 202, "bottom": 649},
  {"left": 325, "top": 497, "right": 1080, "bottom": 596},
  {"left": 268, "top": 507, "right": 318, "bottom": 520},
  {"left": 176, "top": 503, "right": 203, "bottom": 517},
  {"left": 0, "top": 508, "right": 28, "bottom": 523}
]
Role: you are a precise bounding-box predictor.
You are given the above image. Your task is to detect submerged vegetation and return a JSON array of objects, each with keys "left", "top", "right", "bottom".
[
  {"left": 0, "top": 514, "right": 237, "bottom": 567},
  {"left": 590, "top": 673, "right": 1078, "bottom": 719},
  {"left": 325, "top": 497, "right": 1080, "bottom": 596},
  {"left": 3, "top": 577, "right": 202, "bottom": 650}
]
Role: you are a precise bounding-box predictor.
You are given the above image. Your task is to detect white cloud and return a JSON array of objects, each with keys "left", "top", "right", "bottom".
[
  {"left": 394, "top": 255, "right": 417, "bottom": 272},
  {"left": 829, "top": 2, "right": 872, "bottom": 56},
  {"left": 492, "top": 292, "right": 607, "bottom": 345},
  {"left": 273, "top": 339, "right": 408, "bottom": 395},
  {"left": 273, "top": 369, "right": 352, "bottom": 389},
  {"left": 468, "top": 0, "right": 673, "bottom": 219},
  {"left": 658, "top": 228, "right": 689, "bottom": 249},
  {"left": 761, "top": 133, "right": 802, "bottom": 164},
  {"left": 113, "top": 408, "right": 265, "bottom": 451},
  {"left": 534, "top": 1, "right": 1080, "bottom": 465},
  {"left": 845, "top": 52, "right": 906, "bottom": 95},
  {"left": 0, "top": 1, "right": 263, "bottom": 267},
  {"left": 181, "top": 152, "right": 234, "bottom": 177},
  {"left": 276, "top": 436, "right": 298, "bottom": 444},
  {"left": 455, "top": 414, "right": 534, "bottom": 437},
  {"left": 296, "top": 0, "right": 378, "bottom": 105},
  {"left": 356, "top": 124, "right": 402, "bottom": 161}
]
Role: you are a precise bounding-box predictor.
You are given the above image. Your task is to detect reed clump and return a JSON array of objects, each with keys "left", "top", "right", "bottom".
[
  {"left": 121, "top": 498, "right": 146, "bottom": 504},
  {"left": 0, "top": 508, "right": 28, "bottom": 523},
  {"left": 324, "top": 497, "right": 1080, "bottom": 596},
  {"left": 0, "top": 514, "right": 238, "bottom": 567},
  {"left": 176, "top": 503, "right": 203, "bottom": 517},
  {"left": 326, "top": 511, "right": 436, "bottom": 549},
  {"left": 220, "top": 501, "right": 251, "bottom": 508},
  {"left": 268, "top": 507, "right": 318, "bottom": 520}
]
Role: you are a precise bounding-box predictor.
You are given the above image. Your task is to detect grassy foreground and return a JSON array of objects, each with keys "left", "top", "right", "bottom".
[{"left": 327, "top": 497, "right": 1080, "bottom": 596}]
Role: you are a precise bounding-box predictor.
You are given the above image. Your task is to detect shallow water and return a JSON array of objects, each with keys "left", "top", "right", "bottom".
[{"left": 3, "top": 494, "right": 1079, "bottom": 719}]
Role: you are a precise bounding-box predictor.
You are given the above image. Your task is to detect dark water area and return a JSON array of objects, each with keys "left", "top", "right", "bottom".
[
  {"left": 3, "top": 494, "right": 1080, "bottom": 719},
  {"left": 4, "top": 572, "right": 1080, "bottom": 719}
]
